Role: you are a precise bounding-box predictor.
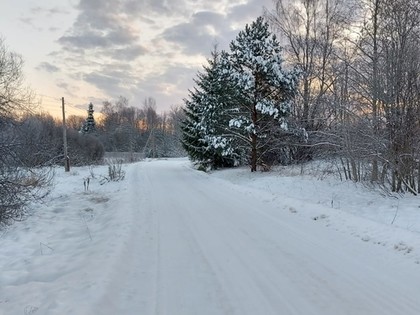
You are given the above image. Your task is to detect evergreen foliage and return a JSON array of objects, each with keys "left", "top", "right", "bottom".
[
  {"left": 81, "top": 102, "right": 96, "bottom": 134},
  {"left": 182, "top": 49, "right": 242, "bottom": 169},
  {"left": 182, "top": 17, "right": 300, "bottom": 171},
  {"left": 228, "top": 16, "right": 300, "bottom": 171}
]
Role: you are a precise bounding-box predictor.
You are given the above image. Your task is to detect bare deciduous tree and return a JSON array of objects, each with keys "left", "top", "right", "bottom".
[
  {"left": 0, "top": 37, "right": 35, "bottom": 119},
  {"left": 0, "top": 38, "right": 52, "bottom": 225},
  {"left": 266, "top": 0, "right": 354, "bottom": 132}
]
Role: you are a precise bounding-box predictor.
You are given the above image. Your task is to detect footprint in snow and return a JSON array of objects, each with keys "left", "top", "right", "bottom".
[{"left": 312, "top": 214, "right": 328, "bottom": 221}]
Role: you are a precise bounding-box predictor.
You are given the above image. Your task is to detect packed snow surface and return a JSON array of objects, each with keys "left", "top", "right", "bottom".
[{"left": 1, "top": 158, "right": 420, "bottom": 314}]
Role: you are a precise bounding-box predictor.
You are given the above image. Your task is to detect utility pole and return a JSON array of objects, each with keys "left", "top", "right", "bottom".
[{"left": 62, "top": 97, "right": 70, "bottom": 172}]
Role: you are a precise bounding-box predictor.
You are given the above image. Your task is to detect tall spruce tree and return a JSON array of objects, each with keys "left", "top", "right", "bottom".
[
  {"left": 228, "top": 16, "right": 299, "bottom": 171},
  {"left": 81, "top": 102, "right": 97, "bottom": 134},
  {"left": 182, "top": 90, "right": 208, "bottom": 164},
  {"left": 182, "top": 48, "right": 240, "bottom": 169}
]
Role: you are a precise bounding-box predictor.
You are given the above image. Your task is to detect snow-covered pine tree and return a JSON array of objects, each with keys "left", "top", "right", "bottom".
[
  {"left": 228, "top": 16, "right": 299, "bottom": 171},
  {"left": 182, "top": 90, "right": 209, "bottom": 165},
  {"left": 81, "top": 102, "right": 97, "bottom": 134},
  {"left": 182, "top": 48, "right": 240, "bottom": 169}
]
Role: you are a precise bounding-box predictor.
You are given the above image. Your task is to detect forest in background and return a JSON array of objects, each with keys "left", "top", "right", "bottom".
[{"left": 183, "top": 0, "right": 420, "bottom": 195}]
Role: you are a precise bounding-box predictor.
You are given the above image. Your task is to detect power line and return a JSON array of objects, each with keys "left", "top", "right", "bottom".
[
  {"left": 37, "top": 93, "right": 61, "bottom": 100},
  {"left": 36, "top": 92, "right": 105, "bottom": 118}
]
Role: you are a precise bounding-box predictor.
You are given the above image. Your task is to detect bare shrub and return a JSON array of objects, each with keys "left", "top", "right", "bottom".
[
  {"left": 0, "top": 166, "right": 53, "bottom": 226},
  {"left": 100, "top": 159, "right": 125, "bottom": 184},
  {"left": 0, "top": 38, "right": 54, "bottom": 226}
]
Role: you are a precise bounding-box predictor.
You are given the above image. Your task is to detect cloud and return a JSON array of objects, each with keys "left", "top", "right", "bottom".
[
  {"left": 161, "top": 11, "right": 229, "bottom": 55},
  {"left": 56, "top": 81, "right": 80, "bottom": 98},
  {"left": 227, "top": 0, "right": 269, "bottom": 22},
  {"left": 81, "top": 61, "right": 141, "bottom": 99},
  {"left": 84, "top": 72, "right": 122, "bottom": 93},
  {"left": 31, "top": 6, "right": 70, "bottom": 16},
  {"left": 159, "top": 1, "right": 273, "bottom": 56},
  {"left": 58, "top": 22, "right": 139, "bottom": 51},
  {"left": 18, "top": 5, "right": 72, "bottom": 33},
  {"left": 58, "top": 0, "right": 141, "bottom": 53},
  {"left": 108, "top": 45, "right": 148, "bottom": 60},
  {"left": 59, "top": 30, "right": 116, "bottom": 50},
  {"left": 37, "top": 62, "right": 60, "bottom": 73},
  {"left": 48, "top": 0, "right": 276, "bottom": 112},
  {"left": 19, "top": 17, "right": 34, "bottom": 26},
  {"left": 56, "top": 82, "right": 70, "bottom": 90},
  {"left": 123, "top": 0, "right": 191, "bottom": 18}
]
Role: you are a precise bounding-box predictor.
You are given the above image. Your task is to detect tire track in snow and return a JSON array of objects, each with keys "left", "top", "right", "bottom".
[
  {"left": 99, "top": 159, "right": 420, "bottom": 315},
  {"left": 143, "top": 161, "right": 235, "bottom": 315}
]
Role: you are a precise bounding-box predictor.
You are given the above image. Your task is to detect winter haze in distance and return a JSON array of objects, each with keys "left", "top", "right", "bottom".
[{"left": 0, "top": 0, "right": 274, "bottom": 117}]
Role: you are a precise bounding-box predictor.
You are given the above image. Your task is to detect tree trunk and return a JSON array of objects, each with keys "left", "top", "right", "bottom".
[
  {"left": 250, "top": 133, "right": 257, "bottom": 172},
  {"left": 370, "top": 0, "right": 380, "bottom": 183},
  {"left": 351, "top": 159, "right": 358, "bottom": 182},
  {"left": 371, "top": 159, "right": 379, "bottom": 182},
  {"left": 380, "top": 163, "right": 388, "bottom": 184},
  {"left": 392, "top": 168, "right": 396, "bottom": 192},
  {"left": 250, "top": 103, "right": 258, "bottom": 172}
]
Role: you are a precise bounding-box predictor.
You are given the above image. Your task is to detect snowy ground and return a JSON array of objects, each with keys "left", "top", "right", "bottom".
[
  {"left": 1, "top": 158, "right": 420, "bottom": 315},
  {"left": 211, "top": 161, "right": 420, "bottom": 261}
]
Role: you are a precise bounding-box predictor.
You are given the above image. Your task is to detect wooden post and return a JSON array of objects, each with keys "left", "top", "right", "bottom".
[{"left": 62, "top": 97, "right": 70, "bottom": 172}]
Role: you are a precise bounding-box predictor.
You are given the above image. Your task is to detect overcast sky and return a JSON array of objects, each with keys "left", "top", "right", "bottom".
[{"left": 0, "top": 0, "right": 274, "bottom": 117}]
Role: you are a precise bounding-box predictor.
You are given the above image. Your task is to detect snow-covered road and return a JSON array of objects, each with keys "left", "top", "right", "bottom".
[
  {"left": 98, "top": 159, "right": 420, "bottom": 315},
  {"left": 1, "top": 159, "right": 420, "bottom": 315}
]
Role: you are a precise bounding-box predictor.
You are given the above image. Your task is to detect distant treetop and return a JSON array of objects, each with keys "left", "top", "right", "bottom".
[{"left": 80, "top": 102, "right": 96, "bottom": 134}]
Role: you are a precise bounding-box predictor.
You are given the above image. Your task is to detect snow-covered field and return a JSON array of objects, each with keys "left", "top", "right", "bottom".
[{"left": 1, "top": 158, "right": 419, "bottom": 315}]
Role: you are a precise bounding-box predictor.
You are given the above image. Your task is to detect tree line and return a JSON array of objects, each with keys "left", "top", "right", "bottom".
[
  {"left": 0, "top": 36, "right": 184, "bottom": 225},
  {"left": 182, "top": 0, "right": 420, "bottom": 194},
  {"left": 96, "top": 96, "right": 185, "bottom": 158}
]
